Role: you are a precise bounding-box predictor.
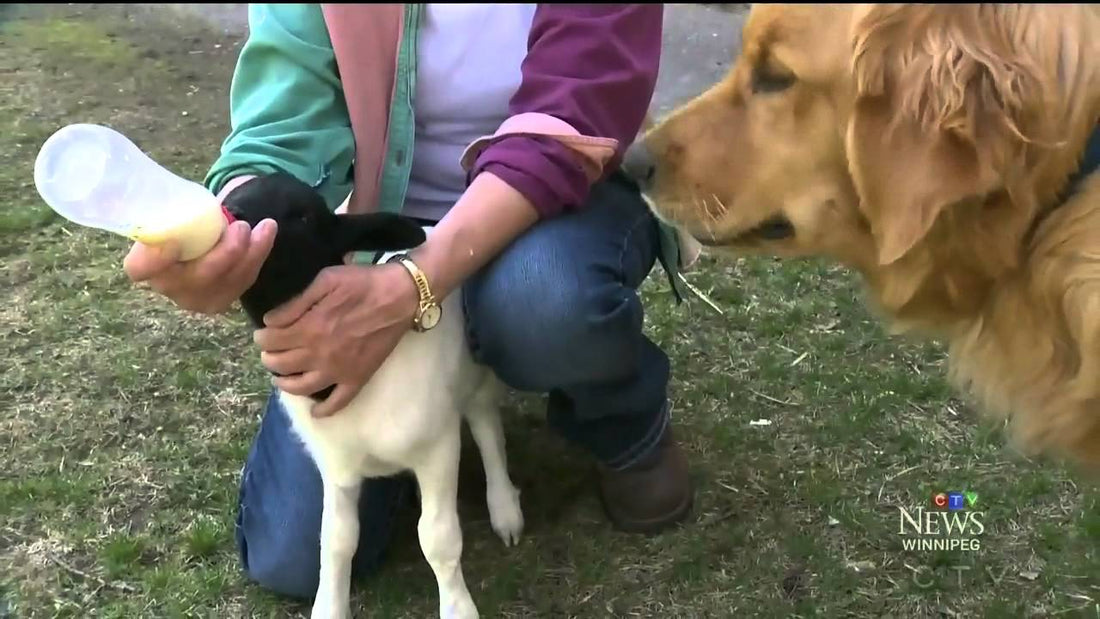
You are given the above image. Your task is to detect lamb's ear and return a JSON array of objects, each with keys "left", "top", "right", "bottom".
[{"left": 334, "top": 213, "right": 427, "bottom": 252}]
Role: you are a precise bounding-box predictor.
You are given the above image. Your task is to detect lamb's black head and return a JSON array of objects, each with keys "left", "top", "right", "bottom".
[
  {"left": 221, "top": 173, "right": 426, "bottom": 401},
  {"left": 222, "top": 173, "right": 427, "bottom": 328}
]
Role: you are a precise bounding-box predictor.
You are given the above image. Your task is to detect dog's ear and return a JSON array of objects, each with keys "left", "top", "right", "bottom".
[
  {"left": 846, "top": 4, "right": 1051, "bottom": 266},
  {"left": 847, "top": 98, "right": 998, "bottom": 266},
  {"left": 334, "top": 213, "right": 426, "bottom": 253}
]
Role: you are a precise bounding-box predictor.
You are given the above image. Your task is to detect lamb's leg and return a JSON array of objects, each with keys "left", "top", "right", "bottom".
[
  {"left": 464, "top": 377, "right": 523, "bottom": 546},
  {"left": 311, "top": 476, "right": 362, "bottom": 619},
  {"left": 413, "top": 424, "right": 478, "bottom": 619}
]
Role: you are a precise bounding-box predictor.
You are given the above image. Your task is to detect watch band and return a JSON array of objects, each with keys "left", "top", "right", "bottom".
[
  {"left": 396, "top": 256, "right": 433, "bottom": 304},
  {"left": 387, "top": 253, "right": 440, "bottom": 331}
]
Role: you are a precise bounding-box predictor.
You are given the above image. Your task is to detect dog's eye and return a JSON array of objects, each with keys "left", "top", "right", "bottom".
[{"left": 751, "top": 70, "right": 796, "bottom": 95}]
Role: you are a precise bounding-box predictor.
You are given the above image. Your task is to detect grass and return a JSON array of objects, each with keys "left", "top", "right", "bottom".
[{"left": 2, "top": 3, "right": 1099, "bottom": 618}]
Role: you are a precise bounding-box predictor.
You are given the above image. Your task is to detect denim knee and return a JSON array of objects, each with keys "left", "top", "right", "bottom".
[
  {"left": 237, "top": 485, "right": 323, "bottom": 599},
  {"left": 242, "top": 523, "right": 321, "bottom": 602},
  {"left": 464, "top": 235, "right": 647, "bottom": 392},
  {"left": 235, "top": 392, "right": 409, "bottom": 600},
  {"left": 237, "top": 471, "right": 409, "bottom": 600}
]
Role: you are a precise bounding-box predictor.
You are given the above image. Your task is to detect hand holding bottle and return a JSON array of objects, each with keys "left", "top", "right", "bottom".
[
  {"left": 34, "top": 123, "right": 277, "bottom": 314},
  {"left": 122, "top": 218, "right": 277, "bottom": 314}
]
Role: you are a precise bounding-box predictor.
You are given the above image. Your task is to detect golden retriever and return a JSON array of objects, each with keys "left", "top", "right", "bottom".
[{"left": 631, "top": 4, "right": 1100, "bottom": 468}]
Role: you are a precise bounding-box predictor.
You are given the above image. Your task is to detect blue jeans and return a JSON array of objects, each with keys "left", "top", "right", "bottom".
[{"left": 234, "top": 173, "right": 672, "bottom": 598}]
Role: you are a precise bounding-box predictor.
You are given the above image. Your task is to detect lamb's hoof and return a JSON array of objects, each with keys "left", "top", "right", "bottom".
[{"left": 488, "top": 483, "right": 524, "bottom": 547}]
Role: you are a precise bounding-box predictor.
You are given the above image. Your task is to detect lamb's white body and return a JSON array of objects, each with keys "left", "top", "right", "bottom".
[{"left": 277, "top": 249, "right": 523, "bottom": 619}]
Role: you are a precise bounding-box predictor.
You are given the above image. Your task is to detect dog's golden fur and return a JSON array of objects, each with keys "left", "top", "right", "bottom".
[{"left": 639, "top": 4, "right": 1100, "bottom": 467}]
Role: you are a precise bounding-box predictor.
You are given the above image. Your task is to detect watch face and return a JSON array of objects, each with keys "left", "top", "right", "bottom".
[{"left": 420, "top": 305, "right": 442, "bottom": 330}]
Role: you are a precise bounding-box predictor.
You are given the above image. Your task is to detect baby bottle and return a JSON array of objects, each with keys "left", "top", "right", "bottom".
[{"left": 34, "top": 123, "right": 227, "bottom": 261}]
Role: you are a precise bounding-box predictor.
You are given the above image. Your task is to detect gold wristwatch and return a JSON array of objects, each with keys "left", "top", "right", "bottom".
[{"left": 387, "top": 253, "right": 442, "bottom": 332}]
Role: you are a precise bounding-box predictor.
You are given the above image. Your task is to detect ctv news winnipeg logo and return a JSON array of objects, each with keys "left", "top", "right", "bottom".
[{"left": 897, "top": 491, "right": 985, "bottom": 552}]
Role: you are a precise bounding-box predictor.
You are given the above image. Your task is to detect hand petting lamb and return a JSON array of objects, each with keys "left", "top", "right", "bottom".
[{"left": 222, "top": 173, "right": 525, "bottom": 619}]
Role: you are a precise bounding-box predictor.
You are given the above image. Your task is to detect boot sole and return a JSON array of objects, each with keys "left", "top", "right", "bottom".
[{"left": 599, "top": 480, "right": 695, "bottom": 535}]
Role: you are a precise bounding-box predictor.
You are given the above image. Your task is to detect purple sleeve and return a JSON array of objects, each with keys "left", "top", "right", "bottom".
[{"left": 468, "top": 4, "right": 664, "bottom": 219}]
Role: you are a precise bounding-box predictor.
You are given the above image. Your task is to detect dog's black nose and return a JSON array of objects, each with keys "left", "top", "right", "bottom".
[{"left": 622, "top": 141, "right": 657, "bottom": 190}]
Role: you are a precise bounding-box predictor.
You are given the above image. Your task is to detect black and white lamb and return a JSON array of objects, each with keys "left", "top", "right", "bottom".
[{"left": 222, "top": 173, "right": 524, "bottom": 619}]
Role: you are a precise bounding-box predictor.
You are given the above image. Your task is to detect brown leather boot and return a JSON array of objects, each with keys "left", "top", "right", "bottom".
[{"left": 597, "top": 429, "right": 694, "bottom": 534}]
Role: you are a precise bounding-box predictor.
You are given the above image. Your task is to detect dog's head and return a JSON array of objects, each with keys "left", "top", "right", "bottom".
[
  {"left": 222, "top": 173, "right": 426, "bottom": 328},
  {"left": 633, "top": 4, "right": 1098, "bottom": 327}
]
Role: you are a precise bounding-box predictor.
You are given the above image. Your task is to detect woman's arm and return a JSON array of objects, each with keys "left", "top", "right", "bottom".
[
  {"left": 205, "top": 3, "right": 355, "bottom": 211},
  {"left": 258, "top": 5, "right": 665, "bottom": 417},
  {"left": 125, "top": 3, "right": 354, "bottom": 314},
  {"left": 409, "top": 4, "right": 665, "bottom": 300},
  {"left": 409, "top": 171, "right": 539, "bottom": 301}
]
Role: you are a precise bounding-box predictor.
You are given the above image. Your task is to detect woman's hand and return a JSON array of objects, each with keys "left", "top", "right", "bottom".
[
  {"left": 254, "top": 170, "right": 541, "bottom": 419},
  {"left": 253, "top": 261, "right": 419, "bottom": 417},
  {"left": 123, "top": 219, "right": 278, "bottom": 314}
]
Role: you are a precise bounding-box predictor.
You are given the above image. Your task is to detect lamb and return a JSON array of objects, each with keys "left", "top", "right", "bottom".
[{"left": 222, "top": 173, "right": 525, "bottom": 619}]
